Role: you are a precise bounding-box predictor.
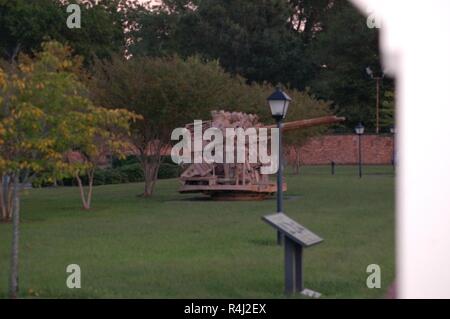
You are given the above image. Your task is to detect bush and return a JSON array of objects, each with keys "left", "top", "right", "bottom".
[
  {"left": 34, "top": 160, "right": 180, "bottom": 188},
  {"left": 118, "top": 163, "right": 144, "bottom": 183},
  {"left": 112, "top": 155, "right": 139, "bottom": 168},
  {"left": 158, "top": 163, "right": 181, "bottom": 179}
]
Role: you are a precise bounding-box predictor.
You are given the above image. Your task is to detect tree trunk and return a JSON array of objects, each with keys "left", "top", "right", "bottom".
[
  {"left": 75, "top": 169, "right": 94, "bottom": 210},
  {"left": 9, "top": 175, "right": 20, "bottom": 299},
  {"left": 142, "top": 158, "right": 161, "bottom": 197},
  {"left": 1, "top": 174, "right": 13, "bottom": 222},
  {"left": 86, "top": 170, "right": 94, "bottom": 210},
  {"left": 294, "top": 148, "right": 301, "bottom": 175}
]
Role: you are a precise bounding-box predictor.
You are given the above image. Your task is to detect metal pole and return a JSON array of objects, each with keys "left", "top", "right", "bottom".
[
  {"left": 277, "top": 118, "right": 283, "bottom": 245},
  {"left": 358, "top": 134, "right": 362, "bottom": 178},
  {"left": 294, "top": 243, "right": 304, "bottom": 293},
  {"left": 284, "top": 237, "right": 304, "bottom": 295},
  {"left": 284, "top": 237, "right": 294, "bottom": 295}
]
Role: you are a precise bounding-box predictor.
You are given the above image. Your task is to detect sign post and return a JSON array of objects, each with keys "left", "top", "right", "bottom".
[{"left": 262, "top": 213, "right": 323, "bottom": 297}]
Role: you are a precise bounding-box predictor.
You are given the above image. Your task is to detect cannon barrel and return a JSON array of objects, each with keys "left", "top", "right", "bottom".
[{"left": 264, "top": 115, "right": 345, "bottom": 131}]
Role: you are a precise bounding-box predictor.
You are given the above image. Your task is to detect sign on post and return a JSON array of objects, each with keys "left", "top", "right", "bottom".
[{"left": 262, "top": 213, "right": 323, "bottom": 297}]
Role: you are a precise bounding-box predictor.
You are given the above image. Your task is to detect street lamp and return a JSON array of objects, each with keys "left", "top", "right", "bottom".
[
  {"left": 267, "top": 87, "right": 292, "bottom": 244},
  {"left": 355, "top": 122, "right": 365, "bottom": 178},
  {"left": 390, "top": 125, "right": 396, "bottom": 168},
  {"left": 366, "top": 67, "right": 384, "bottom": 134}
]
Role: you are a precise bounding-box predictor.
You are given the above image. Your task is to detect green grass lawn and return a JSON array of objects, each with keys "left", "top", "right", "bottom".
[{"left": 0, "top": 165, "right": 395, "bottom": 299}]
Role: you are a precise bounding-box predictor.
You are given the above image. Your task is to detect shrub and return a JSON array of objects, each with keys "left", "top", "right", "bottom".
[
  {"left": 158, "top": 163, "right": 181, "bottom": 179},
  {"left": 112, "top": 155, "right": 139, "bottom": 168},
  {"left": 34, "top": 160, "right": 180, "bottom": 187},
  {"left": 118, "top": 163, "right": 144, "bottom": 183}
]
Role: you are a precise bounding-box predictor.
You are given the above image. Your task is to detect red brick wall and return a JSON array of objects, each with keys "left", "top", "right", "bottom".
[{"left": 287, "top": 135, "right": 394, "bottom": 165}]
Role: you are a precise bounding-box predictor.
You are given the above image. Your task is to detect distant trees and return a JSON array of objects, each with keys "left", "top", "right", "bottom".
[
  {"left": 304, "top": 1, "right": 387, "bottom": 128},
  {"left": 1, "top": 0, "right": 394, "bottom": 129},
  {"left": 0, "top": 0, "right": 141, "bottom": 62},
  {"left": 132, "top": 0, "right": 309, "bottom": 89},
  {"left": 379, "top": 90, "right": 395, "bottom": 130},
  {"left": 130, "top": 0, "right": 392, "bottom": 130}
]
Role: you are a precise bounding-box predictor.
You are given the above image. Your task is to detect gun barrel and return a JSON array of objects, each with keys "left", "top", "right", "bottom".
[{"left": 264, "top": 115, "right": 345, "bottom": 131}]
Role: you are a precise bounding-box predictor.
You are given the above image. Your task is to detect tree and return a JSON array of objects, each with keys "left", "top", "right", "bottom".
[
  {"left": 288, "top": 0, "right": 333, "bottom": 42},
  {"left": 379, "top": 90, "right": 395, "bottom": 130},
  {"left": 90, "top": 53, "right": 334, "bottom": 195},
  {"left": 0, "top": 41, "right": 135, "bottom": 297},
  {"left": 0, "top": 0, "right": 141, "bottom": 63},
  {"left": 304, "top": 0, "right": 392, "bottom": 129},
  {"left": 131, "top": 0, "right": 310, "bottom": 89},
  {"left": 130, "top": 0, "right": 389, "bottom": 130},
  {"left": 67, "top": 106, "right": 139, "bottom": 210},
  {"left": 90, "top": 55, "right": 256, "bottom": 197}
]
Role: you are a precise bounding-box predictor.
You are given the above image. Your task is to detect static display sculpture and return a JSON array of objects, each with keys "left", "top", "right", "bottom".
[{"left": 179, "top": 110, "right": 344, "bottom": 200}]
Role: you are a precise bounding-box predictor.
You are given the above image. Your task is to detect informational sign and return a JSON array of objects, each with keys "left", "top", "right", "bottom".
[
  {"left": 262, "top": 213, "right": 323, "bottom": 247},
  {"left": 262, "top": 212, "right": 323, "bottom": 297}
]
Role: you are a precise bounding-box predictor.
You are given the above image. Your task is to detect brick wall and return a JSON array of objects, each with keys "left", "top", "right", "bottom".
[{"left": 287, "top": 134, "right": 395, "bottom": 165}]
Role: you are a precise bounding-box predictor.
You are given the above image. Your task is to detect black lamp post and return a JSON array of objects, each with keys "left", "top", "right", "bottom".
[
  {"left": 390, "top": 125, "right": 396, "bottom": 168},
  {"left": 355, "top": 122, "right": 365, "bottom": 178},
  {"left": 267, "top": 87, "right": 292, "bottom": 245}
]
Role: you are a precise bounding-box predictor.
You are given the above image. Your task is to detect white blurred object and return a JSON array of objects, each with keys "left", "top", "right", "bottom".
[{"left": 351, "top": 0, "right": 450, "bottom": 298}]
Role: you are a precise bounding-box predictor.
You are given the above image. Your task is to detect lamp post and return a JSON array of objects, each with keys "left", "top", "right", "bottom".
[
  {"left": 267, "top": 87, "right": 292, "bottom": 245},
  {"left": 355, "top": 122, "right": 365, "bottom": 178},
  {"left": 366, "top": 67, "right": 384, "bottom": 134},
  {"left": 390, "top": 125, "right": 396, "bottom": 168}
]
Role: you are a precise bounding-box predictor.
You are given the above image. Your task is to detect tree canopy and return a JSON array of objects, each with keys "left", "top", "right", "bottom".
[
  {"left": 130, "top": 0, "right": 392, "bottom": 130},
  {"left": 0, "top": 0, "right": 141, "bottom": 62},
  {"left": 1, "top": 0, "right": 393, "bottom": 129},
  {"left": 89, "top": 54, "right": 330, "bottom": 196}
]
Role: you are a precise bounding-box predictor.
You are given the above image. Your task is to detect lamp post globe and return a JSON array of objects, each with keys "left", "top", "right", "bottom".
[
  {"left": 268, "top": 87, "right": 292, "bottom": 120},
  {"left": 355, "top": 122, "right": 365, "bottom": 178},
  {"left": 355, "top": 122, "right": 365, "bottom": 135}
]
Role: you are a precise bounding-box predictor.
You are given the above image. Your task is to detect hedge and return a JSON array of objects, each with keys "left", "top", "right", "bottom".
[{"left": 39, "top": 162, "right": 180, "bottom": 188}]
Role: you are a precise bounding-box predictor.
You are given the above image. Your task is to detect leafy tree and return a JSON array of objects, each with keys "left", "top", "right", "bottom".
[
  {"left": 0, "top": 41, "right": 135, "bottom": 297},
  {"left": 0, "top": 0, "right": 141, "bottom": 62},
  {"left": 304, "top": 0, "right": 391, "bottom": 129},
  {"left": 90, "top": 55, "right": 251, "bottom": 196},
  {"left": 379, "top": 90, "right": 395, "bottom": 130},
  {"left": 130, "top": 0, "right": 388, "bottom": 130},
  {"left": 90, "top": 53, "right": 333, "bottom": 195},
  {"left": 67, "top": 106, "right": 139, "bottom": 210},
  {"left": 288, "top": 0, "right": 333, "bottom": 42},
  {"left": 131, "top": 0, "right": 310, "bottom": 89}
]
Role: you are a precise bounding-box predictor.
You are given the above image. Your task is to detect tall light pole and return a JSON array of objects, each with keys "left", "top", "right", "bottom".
[
  {"left": 267, "top": 87, "right": 292, "bottom": 245},
  {"left": 366, "top": 67, "right": 384, "bottom": 134},
  {"left": 355, "top": 122, "right": 365, "bottom": 178}
]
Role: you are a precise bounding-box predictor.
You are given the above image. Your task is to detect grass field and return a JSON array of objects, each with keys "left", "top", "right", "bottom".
[{"left": 0, "top": 165, "right": 395, "bottom": 299}]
